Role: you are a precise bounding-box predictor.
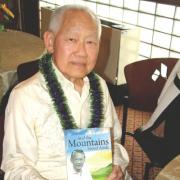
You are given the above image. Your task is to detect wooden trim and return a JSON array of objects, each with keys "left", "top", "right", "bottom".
[
  {"left": 144, "top": 0, "right": 180, "bottom": 6},
  {"left": 20, "top": 0, "right": 40, "bottom": 36}
]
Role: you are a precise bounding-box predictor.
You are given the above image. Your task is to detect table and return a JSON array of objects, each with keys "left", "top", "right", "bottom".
[
  {"left": 0, "top": 30, "right": 45, "bottom": 101},
  {"left": 155, "top": 155, "right": 180, "bottom": 180},
  {"left": 0, "top": 29, "right": 44, "bottom": 71}
]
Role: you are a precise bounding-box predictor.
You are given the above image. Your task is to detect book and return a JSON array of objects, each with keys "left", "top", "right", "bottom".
[{"left": 64, "top": 128, "right": 112, "bottom": 180}]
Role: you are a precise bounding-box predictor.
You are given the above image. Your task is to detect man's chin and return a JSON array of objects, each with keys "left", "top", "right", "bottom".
[
  {"left": 75, "top": 168, "right": 82, "bottom": 172},
  {"left": 70, "top": 73, "right": 88, "bottom": 79}
]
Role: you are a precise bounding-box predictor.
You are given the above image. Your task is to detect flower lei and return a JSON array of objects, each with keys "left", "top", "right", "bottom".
[{"left": 39, "top": 53, "right": 104, "bottom": 129}]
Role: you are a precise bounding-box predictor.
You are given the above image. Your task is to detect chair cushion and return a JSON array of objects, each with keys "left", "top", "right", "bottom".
[
  {"left": 134, "top": 129, "right": 175, "bottom": 167},
  {"left": 17, "top": 59, "right": 39, "bottom": 82}
]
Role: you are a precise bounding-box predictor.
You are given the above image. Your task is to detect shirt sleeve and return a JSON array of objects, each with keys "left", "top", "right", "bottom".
[
  {"left": 1, "top": 86, "right": 47, "bottom": 180},
  {"left": 102, "top": 81, "right": 129, "bottom": 172},
  {"left": 111, "top": 101, "right": 129, "bottom": 171}
]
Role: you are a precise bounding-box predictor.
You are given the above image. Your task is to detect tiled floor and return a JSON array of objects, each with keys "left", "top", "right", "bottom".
[{"left": 115, "top": 105, "right": 161, "bottom": 180}]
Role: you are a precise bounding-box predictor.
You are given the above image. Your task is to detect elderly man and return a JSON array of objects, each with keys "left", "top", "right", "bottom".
[
  {"left": 68, "top": 149, "right": 92, "bottom": 180},
  {"left": 1, "top": 4, "right": 131, "bottom": 180}
]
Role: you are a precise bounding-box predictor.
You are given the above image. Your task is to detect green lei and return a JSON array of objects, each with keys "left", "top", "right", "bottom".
[{"left": 39, "top": 53, "right": 104, "bottom": 129}]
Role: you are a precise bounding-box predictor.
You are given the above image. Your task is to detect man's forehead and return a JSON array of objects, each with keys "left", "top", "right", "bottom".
[{"left": 62, "top": 9, "right": 95, "bottom": 26}]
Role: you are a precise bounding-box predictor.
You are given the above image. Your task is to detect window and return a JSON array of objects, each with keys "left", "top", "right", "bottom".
[
  {"left": 173, "top": 20, "right": 180, "bottom": 36},
  {"left": 140, "top": 28, "right": 153, "bottom": 43},
  {"left": 138, "top": 13, "right": 155, "bottom": 29},
  {"left": 110, "top": 6, "right": 123, "bottom": 21},
  {"left": 124, "top": 0, "right": 139, "bottom": 10},
  {"left": 39, "top": 0, "right": 180, "bottom": 59},
  {"left": 97, "top": 4, "right": 110, "bottom": 18},
  {"left": 156, "top": 4, "right": 175, "bottom": 18},
  {"left": 153, "top": 31, "right": 171, "bottom": 49},
  {"left": 155, "top": 17, "right": 173, "bottom": 34},
  {"left": 139, "top": 1, "right": 156, "bottom": 14}
]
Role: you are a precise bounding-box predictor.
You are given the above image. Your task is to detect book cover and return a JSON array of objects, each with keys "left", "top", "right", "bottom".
[{"left": 64, "top": 128, "right": 112, "bottom": 180}]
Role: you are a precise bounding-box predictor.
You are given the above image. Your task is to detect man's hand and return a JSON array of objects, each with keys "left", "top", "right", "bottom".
[{"left": 107, "top": 165, "right": 124, "bottom": 180}]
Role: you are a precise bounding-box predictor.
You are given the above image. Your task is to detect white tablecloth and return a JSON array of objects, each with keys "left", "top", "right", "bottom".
[
  {"left": 0, "top": 69, "right": 17, "bottom": 102},
  {"left": 0, "top": 30, "right": 44, "bottom": 102}
]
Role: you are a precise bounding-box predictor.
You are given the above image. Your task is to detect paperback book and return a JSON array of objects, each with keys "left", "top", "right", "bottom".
[{"left": 64, "top": 128, "right": 112, "bottom": 180}]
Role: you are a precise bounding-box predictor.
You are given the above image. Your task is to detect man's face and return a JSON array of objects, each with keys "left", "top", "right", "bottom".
[
  {"left": 52, "top": 9, "right": 100, "bottom": 82},
  {"left": 71, "top": 152, "right": 85, "bottom": 172}
]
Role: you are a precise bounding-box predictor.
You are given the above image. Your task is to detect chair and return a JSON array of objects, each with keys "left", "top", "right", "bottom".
[
  {"left": 0, "top": 59, "right": 39, "bottom": 117},
  {"left": 121, "top": 58, "right": 178, "bottom": 179}
]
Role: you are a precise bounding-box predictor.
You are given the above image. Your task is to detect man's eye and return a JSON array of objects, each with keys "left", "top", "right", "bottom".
[
  {"left": 87, "top": 41, "right": 96, "bottom": 45},
  {"left": 87, "top": 41, "right": 93, "bottom": 44},
  {"left": 69, "top": 38, "right": 76, "bottom": 42}
]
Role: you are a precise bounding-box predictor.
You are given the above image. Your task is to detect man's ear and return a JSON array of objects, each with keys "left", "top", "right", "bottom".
[{"left": 43, "top": 31, "right": 55, "bottom": 53}]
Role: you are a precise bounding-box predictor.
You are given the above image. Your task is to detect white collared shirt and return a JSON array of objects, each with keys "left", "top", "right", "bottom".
[
  {"left": 67, "top": 162, "right": 93, "bottom": 180},
  {"left": 1, "top": 63, "right": 130, "bottom": 180}
]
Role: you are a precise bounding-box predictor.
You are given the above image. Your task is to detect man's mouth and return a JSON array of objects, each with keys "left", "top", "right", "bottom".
[{"left": 71, "top": 61, "right": 86, "bottom": 67}]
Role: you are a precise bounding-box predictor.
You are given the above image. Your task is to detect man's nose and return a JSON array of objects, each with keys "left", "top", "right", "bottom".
[{"left": 76, "top": 42, "right": 88, "bottom": 56}]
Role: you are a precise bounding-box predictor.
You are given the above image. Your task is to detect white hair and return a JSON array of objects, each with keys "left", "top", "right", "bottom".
[{"left": 48, "top": 4, "right": 102, "bottom": 39}]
